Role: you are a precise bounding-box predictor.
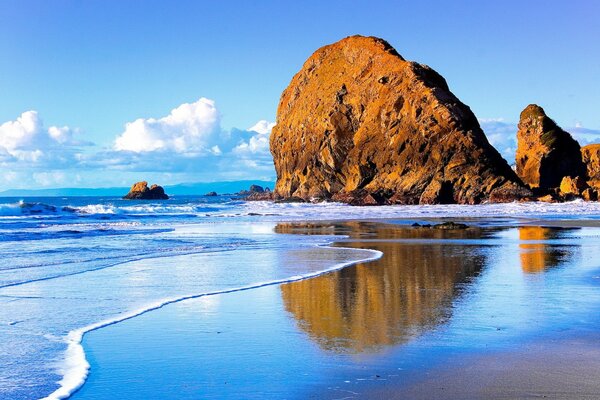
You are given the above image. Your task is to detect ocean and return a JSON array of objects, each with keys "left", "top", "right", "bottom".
[{"left": 2, "top": 195, "right": 600, "bottom": 399}]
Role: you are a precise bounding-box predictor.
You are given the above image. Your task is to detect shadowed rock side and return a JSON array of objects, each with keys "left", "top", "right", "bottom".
[
  {"left": 278, "top": 222, "right": 488, "bottom": 352},
  {"left": 270, "top": 35, "right": 529, "bottom": 205},
  {"left": 123, "top": 181, "right": 169, "bottom": 200},
  {"left": 516, "top": 105, "right": 586, "bottom": 191}
]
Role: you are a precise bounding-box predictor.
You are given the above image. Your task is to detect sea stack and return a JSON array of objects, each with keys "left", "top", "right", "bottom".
[
  {"left": 269, "top": 35, "right": 529, "bottom": 205},
  {"left": 123, "top": 181, "right": 169, "bottom": 200},
  {"left": 515, "top": 104, "right": 586, "bottom": 191}
]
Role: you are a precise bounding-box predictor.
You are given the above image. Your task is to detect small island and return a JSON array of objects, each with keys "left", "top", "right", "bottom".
[{"left": 123, "top": 181, "right": 169, "bottom": 200}]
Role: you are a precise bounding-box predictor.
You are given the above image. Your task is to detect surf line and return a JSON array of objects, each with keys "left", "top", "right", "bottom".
[{"left": 40, "top": 244, "right": 383, "bottom": 400}]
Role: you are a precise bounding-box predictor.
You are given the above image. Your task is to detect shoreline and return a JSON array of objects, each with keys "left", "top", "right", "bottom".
[
  {"left": 40, "top": 214, "right": 600, "bottom": 399},
  {"left": 40, "top": 241, "right": 383, "bottom": 400}
]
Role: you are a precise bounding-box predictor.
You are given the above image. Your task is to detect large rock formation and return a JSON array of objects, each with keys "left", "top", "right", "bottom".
[
  {"left": 123, "top": 181, "right": 169, "bottom": 200},
  {"left": 269, "top": 35, "right": 529, "bottom": 205},
  {"left": 582, "top": 144, "right": 600, "bottom": 190},
  {"left": 515, "top": 104, "right": 586, "bottom": 190}
]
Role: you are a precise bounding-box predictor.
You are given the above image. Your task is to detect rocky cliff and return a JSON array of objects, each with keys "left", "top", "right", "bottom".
[
  {"left": 269, "top": 35, "right": 529, "bottom": 205},
  {"left": 515, "top": 104, "right": 586, "bottom": 191},
  {"left": 123, "top": 181, "right": 169, "bottom": 200}
]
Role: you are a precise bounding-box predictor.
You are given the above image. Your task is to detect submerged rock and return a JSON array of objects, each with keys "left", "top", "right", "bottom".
[
  {"left": 432, "top": 221, "right": 469, "bottom": 230},
  {"left": 270, "top": 35, "right": 528, "bottom": 205},
  {"left": 516, "top": 104, "right": 586, "bottom": 190},
  {"left": 123, "top": 181, "right": 169, "bottom": 200}
]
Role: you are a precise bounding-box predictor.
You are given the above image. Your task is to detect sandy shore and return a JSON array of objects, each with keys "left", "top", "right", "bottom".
[{"left": 364, "top": 333, "right": 600, "bottom": 400}]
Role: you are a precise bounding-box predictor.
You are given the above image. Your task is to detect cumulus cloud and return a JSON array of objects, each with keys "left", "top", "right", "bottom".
[
  {"left": 1, "top": 99, "right": 278, "bottom": 190},
  {"left": 0, "top": 110, "right": 90, "bottom": 167},
  {"left": 233, "top": 120, "right": 275, "bottom": 155},
  {"left": 248, "top": 120, "right": 276, "bottom": 135},
  {"left": 108, "top": 98, "right": 275, "bottom": 180},
  {"left": 114, "top": 98, "right": 220, "bottom": 154}
]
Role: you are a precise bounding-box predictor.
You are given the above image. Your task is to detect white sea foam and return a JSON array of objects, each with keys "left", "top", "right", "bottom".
[
  {"left": 232, "top": 200, "right": 600, "bottom": 221},
  {"left": 40, "top": 244, "right": 382, "bottom": 400},
  {"left": 74, "top": 204, "right": 116, "bottom": 214},
  {"left": 4, "top": 199, "right": 599, "bottom": 221}
]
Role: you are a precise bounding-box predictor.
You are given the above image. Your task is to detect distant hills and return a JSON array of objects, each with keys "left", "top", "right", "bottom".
[{"left": 0, "top": 180, "right": 275, "bottom": 197}]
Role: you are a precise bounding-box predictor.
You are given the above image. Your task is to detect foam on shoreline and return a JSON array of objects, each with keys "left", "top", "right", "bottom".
[{"left": 40, "top": 244, "right": 383, "bottom": 400}]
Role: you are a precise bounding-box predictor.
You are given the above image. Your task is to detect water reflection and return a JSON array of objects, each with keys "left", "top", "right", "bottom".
[
  {"left": 518, "top": 226, "right": 576, "bottom": 274},
  {"left": 278, "top": 222, "right": 491, "bottom": 354}
]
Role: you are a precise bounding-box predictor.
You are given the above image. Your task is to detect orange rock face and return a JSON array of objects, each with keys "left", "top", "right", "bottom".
[
  {"left": 582, "top": 144, "right": 600, "bottom": 190},
  {"left": 515, "top": 105, "right": 586, "bottom": 190},
  {"left": 559, "top": 176, "right": 587, "bottom": 196},
  {"left": 269, "top": 36, "right": 528, "bottom": 205}
]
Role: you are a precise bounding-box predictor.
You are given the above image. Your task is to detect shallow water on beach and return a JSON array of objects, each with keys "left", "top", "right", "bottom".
[
  {"left": 3, "top": 196, "right": 600, "bottom": 399},
  {"left": 74, "top": 222, "right": 600, "bottom": 399}
]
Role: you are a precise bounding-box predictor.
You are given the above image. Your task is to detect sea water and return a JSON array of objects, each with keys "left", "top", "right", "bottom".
[{"left": 1, "top": 195, "right": 600, "bottom": 399}]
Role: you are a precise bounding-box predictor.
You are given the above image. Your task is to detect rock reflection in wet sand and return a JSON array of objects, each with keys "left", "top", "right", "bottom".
[
  {"left": 279, "top": 222, "right": 490, "bottom": 353},
  {"left": 518, "top": 226, "right": 574, "bottom": 274}
]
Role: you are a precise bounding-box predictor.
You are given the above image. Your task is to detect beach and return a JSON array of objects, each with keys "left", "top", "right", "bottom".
[{"left": 69, "top": 216, "right": 600, "bottom": 399}]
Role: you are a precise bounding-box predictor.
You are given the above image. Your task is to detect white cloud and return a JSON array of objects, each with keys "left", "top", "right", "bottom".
[
  {"left": 114, "top": 98, "right": 220, "bottom": 153},
  {"left": 248, "top": 120, "right": 276, "bottom": 135},
  {"left": 0, "top": 100, "right": 278, "bottom": 190},
  {"left": 109, "top": 99, "right": 275, "bottom": 180},
  {"left": 234, "top": 120, "right": 275, "bottom": 155},
  {"left": 0, "top": 111, "right": 89, "bottom": 166}
]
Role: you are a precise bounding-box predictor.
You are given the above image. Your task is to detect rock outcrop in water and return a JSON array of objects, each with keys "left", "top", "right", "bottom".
[
  {"left": 515, "top": 105, "right": 586, "bottom": 191},
  {"left": 269, "top": 35, "right": 529, "bottom": 205},
  {"left": 242, "top": 184, "right": 275, "bottom": 201},
  {"left": 123, "top": 181, "right": 169, "bottom": 200}
]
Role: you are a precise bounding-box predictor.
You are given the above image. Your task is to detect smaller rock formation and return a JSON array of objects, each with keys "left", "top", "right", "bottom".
[
  {"left": 537, "top": 194, "right": 559, "bottom": 203},
  {"left": 582, "top": 144, "right": 600, "bottom": 190},
  {"left": 237, "top": 185, "right": 265, "bottom": 196},
  {"left": 123, "top": 181, "right": 169, "bottom": 200},
  {"left": 582, "top": 188, "right": 598, "bottom": 202},
  {"left": 516, "top": 105, "right": 586, "bottom": 191},
  {"left": 205, "top": 191, "right": 218, "bottom": 196},
  {"left": 559, "top": 176, "right": 587, "bottom": 196},
  {"left": 241, "top": 185, "right": 276, "bottom": 201}
]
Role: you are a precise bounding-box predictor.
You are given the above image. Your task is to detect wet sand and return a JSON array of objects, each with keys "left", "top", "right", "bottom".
[
  {"left": 74, "top": 220, "right": 600, "bottom": 399},
  {"left": 366, "top": 334, "right": 600, "bottom": 400}
]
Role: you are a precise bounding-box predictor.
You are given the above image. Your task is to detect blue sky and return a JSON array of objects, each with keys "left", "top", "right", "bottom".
[{"left": 0, "top": 0, "right": 599, "bottom": 189}]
